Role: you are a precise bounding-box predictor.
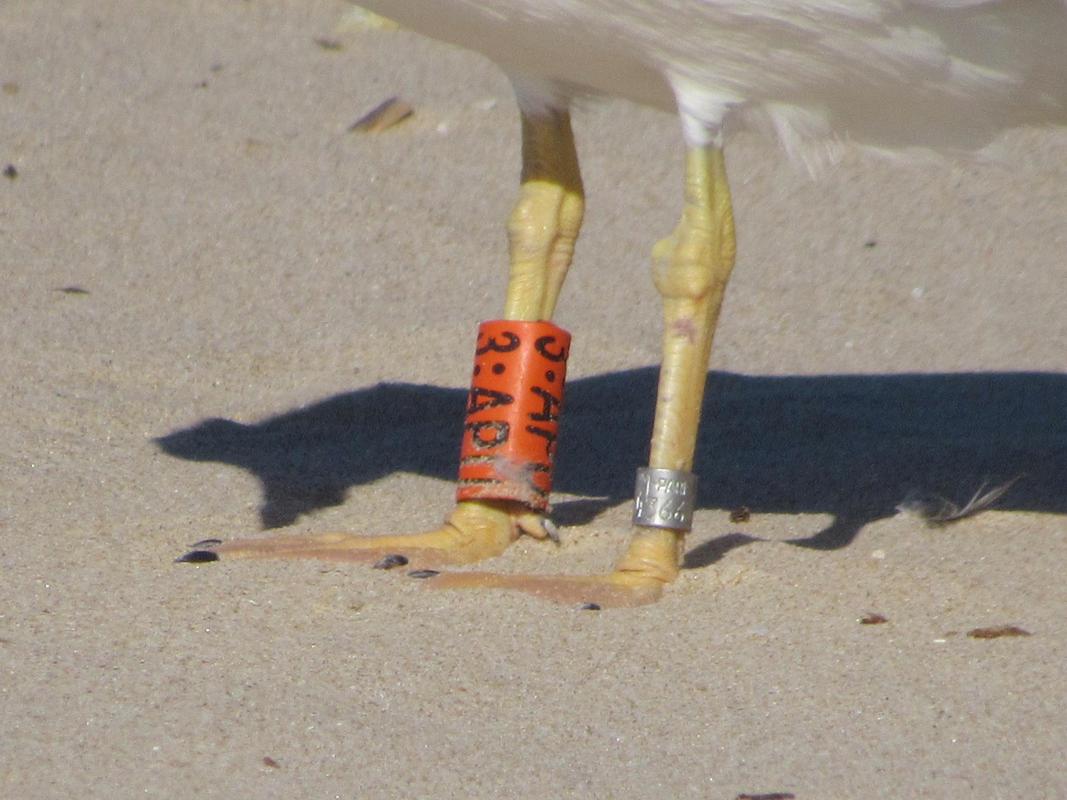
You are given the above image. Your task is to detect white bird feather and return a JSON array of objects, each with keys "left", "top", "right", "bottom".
[{"left": 358, "top": 0, "right": 1067, "bottom": 167}]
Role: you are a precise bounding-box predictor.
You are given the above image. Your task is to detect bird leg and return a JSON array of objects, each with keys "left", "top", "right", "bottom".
[
  {"left": 504, "top": 106, "right": 584, "bottom": 321},
  {"left": 180, "top": 107, "right": 584, "bottom": 568},
  {"left": 433, "top": 144, "right": 735, "bottom": 606}
]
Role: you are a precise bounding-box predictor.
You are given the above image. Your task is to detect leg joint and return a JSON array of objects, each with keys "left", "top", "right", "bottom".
[{"left": 651, "top": 230, "right": 733, "bottom": 301}]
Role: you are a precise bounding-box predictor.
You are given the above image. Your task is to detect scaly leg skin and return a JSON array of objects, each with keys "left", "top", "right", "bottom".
[
  {"left": 179, "top": 107, "right": 584, "bottom": 569},
  {"left": 433, "top": 143, "right": 736, "bottom": 606}
]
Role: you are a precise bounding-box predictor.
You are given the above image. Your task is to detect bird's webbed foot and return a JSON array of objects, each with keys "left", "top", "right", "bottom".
[
  {"left": 420, "top": 526, "right": 680, "bottom": 608},
  {"left": 175, "top": 500, "right": 552, "bottom": 569}
]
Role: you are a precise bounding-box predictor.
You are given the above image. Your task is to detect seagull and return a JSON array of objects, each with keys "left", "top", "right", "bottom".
[{"left": 181, "top": 1, "right": 1067, "bottom": 606}]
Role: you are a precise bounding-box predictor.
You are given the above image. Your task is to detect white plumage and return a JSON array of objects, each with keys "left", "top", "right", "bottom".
[{"left": 361, "top": 0, "right": 1067, "bottom": 164}]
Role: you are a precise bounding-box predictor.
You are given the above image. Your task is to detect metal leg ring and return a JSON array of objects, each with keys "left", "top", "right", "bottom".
[{"left": 632, "top": 467, "right": 697, "bottom": 531}]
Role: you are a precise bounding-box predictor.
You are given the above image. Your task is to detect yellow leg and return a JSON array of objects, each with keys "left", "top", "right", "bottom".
[
  {"left": 505, "top": 107, "right": 584, "bottom": 320},
  {"left": 181, "top": 108, "right": 584, "bottom": 568},
  {"left": 611, "top": 144, "right": 736, "bottom": 589},
  {"left": 435, "top": 144, "right": 735, "bottom": 605}
]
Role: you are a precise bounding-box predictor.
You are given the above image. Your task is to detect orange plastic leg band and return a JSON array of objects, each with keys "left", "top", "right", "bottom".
[{"left": 457, "top": 320, "right": 571, "bottom": 512}]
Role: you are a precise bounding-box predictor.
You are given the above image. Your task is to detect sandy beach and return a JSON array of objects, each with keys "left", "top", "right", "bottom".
[{"left": 2, "top": 2, "right": 1066, "bottom": 797}]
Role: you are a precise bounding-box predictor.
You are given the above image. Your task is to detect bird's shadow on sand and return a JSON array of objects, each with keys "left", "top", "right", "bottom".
[{"left": 157, "top": 369, "right": 1067, "bottom": 566}]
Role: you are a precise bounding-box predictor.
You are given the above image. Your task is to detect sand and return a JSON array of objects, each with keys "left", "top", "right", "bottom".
[{"left": 2, "top": 1, "right": 1066, "bottom": 797}]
